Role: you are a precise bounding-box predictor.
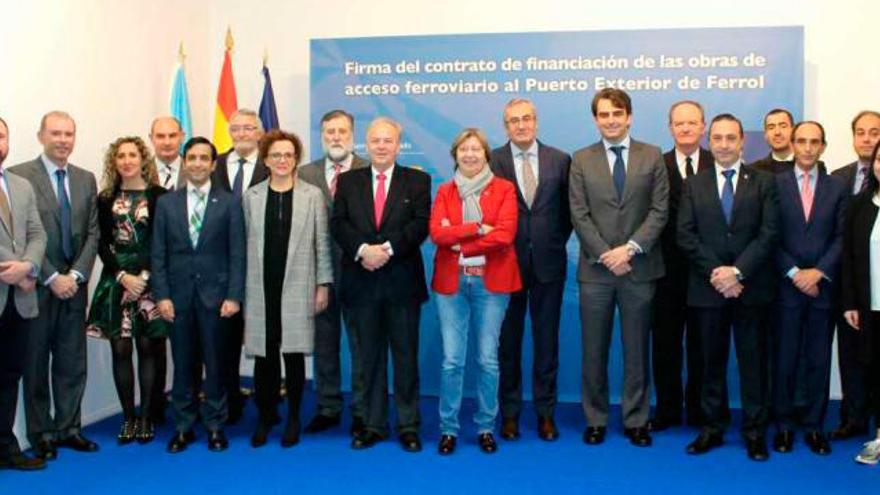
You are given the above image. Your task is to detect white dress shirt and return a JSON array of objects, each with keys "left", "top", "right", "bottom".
[
  {"left": 510, "top": 140, "right": 539, "bottom": 193},
  {"left": 675, "top": 148, "right": 702, "bottom": 179},
  {"left": 355, "top": 165, "right": 395, "bottom": 260},
  {"left": 186, "top": 180, "right": 212, "bottom": 218},
  {"left": 324, "top": 154, "right": 354, "bottom": 188},
  {"left": 40, "top": 154, "right": 83, "bottom": 285},
  {"left": 602, "top": 135, "right": 632, "bottom": 174},
  {"left": 226, "top": 150, "right": 258, "bottom": 190},
  {"left": 157, "top": 157, "right": 182, "bottom": 190},
  {"left": 714, "top": 161, "right": 743, "bottom": 197}
]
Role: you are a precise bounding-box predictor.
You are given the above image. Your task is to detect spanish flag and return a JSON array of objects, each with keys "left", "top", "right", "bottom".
[{"left": 212, "top": 27, "right": 238, "bottom": 154}]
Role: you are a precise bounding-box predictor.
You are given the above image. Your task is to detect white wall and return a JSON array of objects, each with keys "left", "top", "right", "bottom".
[{"left": 1, "top": 0, "right": 877, "bottom": 441}]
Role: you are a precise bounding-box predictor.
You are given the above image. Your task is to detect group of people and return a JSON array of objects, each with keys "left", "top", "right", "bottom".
[{"left": 1, "top": 88, "right": 880, "bottom": 472}]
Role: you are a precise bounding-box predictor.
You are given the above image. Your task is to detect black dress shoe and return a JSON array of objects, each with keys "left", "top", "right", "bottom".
[
  {"left": 829, "top": 422, "right": 868, "bottom": 441},
  {"left": 351, "top": 430, "right": 383, "bottom": 450},
  {"left": 166, "top": 430, "right": 196, "bottom": 453},
  {"left": 582, "top": 426, "right": 606, "bottom": 445},
  {"left": 686, "top": 431, "right": 723, "bottom": 455},
  {"left": 478, "top": 432, "right": 498, "bottom": 454},
  {"left": 135, "top": 418, "right": 155, "bottom": 444},
  {"left": 647, "top": 417, "right": 681, "bottom": 432},
  {"left": 500, "top": 417, "right": 520, "bottom": 441},
  {"left": 773, "top": 430, "right": 794, "bottom": 453},
  {"left": 118, "top": 418, "right": 137, "bottom": 445},
  {"left": 438, "top": 434, "right": 456, "bottom": 455},
  {"left": 805, "top": 431, "right": 831, "bottom": 455},
  {"left": 624, "top": 427, "right": 653, "bottom": 447},
  {"left": 281, "top": 421, "right": 301, "bottom": 448},
  {"left": 57, "top": 433, "right": 99, "bottom": 452},
  {"left": 745, "top": 436, "right": 769, "bottom": 461},
  {"left": 0, "top": 452, "right": 47, "bottom": 471},
  {"left": 251, "top": 422, "right": 273, "bottom": 448},
  {"left": 350, "top": 416, "right": 366, "bottom": 438},
  {"left": 304, "top": 414, "right": 341, "bottom": 434},
  {"left": 208, "top": 430, "right": 228, "bottom": 452},
  {"left": 399, "top": 432, "right": 422, "bottom": 453},
  {"left": 32, "top": 439, "right": 57, "bottom": 460},
  {"left": 537, "top": 416, "right": 559, "bottom": 441}
]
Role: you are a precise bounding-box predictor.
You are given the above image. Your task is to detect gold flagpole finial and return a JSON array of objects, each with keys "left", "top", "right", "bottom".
[
  {"left": 225, "top": 26, "right": 234, "bottom": 51},
  {"left": 178, "top": 42, "right": 185, "bottom": 64}
]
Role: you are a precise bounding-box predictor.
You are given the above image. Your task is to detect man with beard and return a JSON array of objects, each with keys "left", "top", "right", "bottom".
[
  {"left": 298, "top": 110, "right": 369, "bottom": 435},
  {"left": 750, "top": 108, "right": 795, "bottom": 175}
]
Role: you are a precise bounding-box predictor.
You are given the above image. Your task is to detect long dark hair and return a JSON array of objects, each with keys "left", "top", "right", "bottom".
[{"left": 865, "top": 139, "right": 880, "bottom": 195}]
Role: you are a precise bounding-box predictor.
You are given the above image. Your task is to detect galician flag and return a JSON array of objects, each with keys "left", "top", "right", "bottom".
[{"left": 170, "top": 43, "right": 193, "bottom": 154}]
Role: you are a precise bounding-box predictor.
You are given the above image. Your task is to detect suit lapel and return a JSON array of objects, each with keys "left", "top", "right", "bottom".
[
  {"left": 175, "top": 188, "right": 194, "bottom": 251},
  {"left": 380, "top": 166, "right": 404, "bottom": 228},
  {"left": 359, "top": 170, "right": 376, "bottom": 231},
  {"left": 196, "top": 188, "right": 221, "bottom": 249},
  {"left": 730, "top": 167, "right": 753, "bottom": 226},
  {"left": 702, "top": 169, "right": 726, "bottom": 225},
  {"left": 809, "top": 172, "right": 828, "bottom": 226},
  {"left": 31, "top": 160, "right": 61, "bottom": 224},
  {"left": 497, "top": 145, "right": 528, "bottom": 208},
  {"left": 532, "top": 143, "right": 552, "bottom": 207},
  {"left": 782, "top": 171, "right": 805, "bottom": 225},
  {"left": 216, "top": 158, "right": 232, "bottom": 191},
  {"left": 592, "top": 144, "right": 617, "bottom": 204},
  {"left": 249, "top": 161, "right": 268, "bottom": 188},
  {"left": 622, "top": 143, "right": 642, "bottom": 203}
]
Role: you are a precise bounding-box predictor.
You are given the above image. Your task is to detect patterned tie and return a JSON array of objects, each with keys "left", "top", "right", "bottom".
[
  {"left": 610, "top": 145, "right": 626, "bottom": 200},
  {"left": 232, "top": 157, "right": 246, "bottom": 199},
  {"left": 858, "top": 166, "right": 869, "bottom": 194},
  {"left": 801, "top": 171, "right": 814, "bottom": 221},
  {"left": 721, "top": 169, "right": 736, "bottom": 225},
  {"left": 0, "top": 171, "right": 12, "bottom": 234},
  {"left": 521, "top": 152, "right": 537, "bottom": 208},
  {"left": 685, "top": 156, "right": 695, "bottom": 178},
  {"left": 163, "top": 165, "right": 174, "bottom": 190},
  {"left": 330, "top": 162, "right": 342, "bottom": 198},
  {"left": 55, "top": 169, "right": 74, "bottom": 261},
  {"left": 189, "top": 188, "right": 206, "bottom": 249},
  {"left": 374, "top": 173, "right": 387, "bottom": 228}
]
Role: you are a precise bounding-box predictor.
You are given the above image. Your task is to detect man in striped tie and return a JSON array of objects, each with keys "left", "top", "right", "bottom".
[{"left": 152, "top": 137, "right": 246, "bottom": 454}]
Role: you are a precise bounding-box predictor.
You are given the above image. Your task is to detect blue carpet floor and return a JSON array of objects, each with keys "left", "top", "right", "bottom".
[{"left": 4, "top": 391, "right": 877, "bottom": 494}]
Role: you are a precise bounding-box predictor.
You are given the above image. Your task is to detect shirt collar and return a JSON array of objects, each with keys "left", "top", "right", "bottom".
[
  {"left": 158, "top": 156, "right": 180, "bottom": 171},
  {"left": 675, "top": 147, "right": 700, "bottom": 165},
  {"left": 795, "top": 165, "right": 818, "bottom": 181},
  {"left": 771, "top": 151, "right": 794, "bottom": 162},
  {"left": 510, "top": 140, "right": 538, "bottom": 159},
  {"left": 230, "top": 149, "right": 258, "bottom": 164},
  {"left": 715, "top": 160, "right": 742, "bottom": 177},
  {"left": 372, "top": 163, "right": 395, "bottom": 179},
  {"left": 41, "top": 153, "right": 68, "bottom": 175},
  {"left": 187, "top": 180, "right": 211, "bottom": 196},
  {"left": 603, "top": 135, "right": 631, "bottom": 151},
  {"left": 325, "top": 153, "right": 354, "bottom": 171}
]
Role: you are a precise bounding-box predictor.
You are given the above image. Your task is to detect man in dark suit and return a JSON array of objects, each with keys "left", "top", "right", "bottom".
[
  {"left": 650, "top": 100, "right": 716, "bottom": 432},
  {"left": 331, "top": 117, "right": 430, "bottom": 452},
  {"left": 830, "top": 109, "right": 880, "bottom": 440},
  {"left": 298, "top": 109, "right": 369, "bottom": 435},
  {"left": 211, "top": 108, "right": 270, "bottom": 424},
  {"left": 0, "top": 117, "right": 48, "bottom": 471},
  {"left": 10, "top": 111, "right": 99, "bottom": 460},
  {"left": 152, "top": 137, "right": 246, "bottom": 453},
  {"left": 570, "top": 89, "right": 668, "bottom": 448},
  {"left": 772, "top": 121, "right": 846, "bottom": 456},
  {"left": 750, "top": 108, "right": 795, "bottom": 175},
  {"left": 151, "top": 116, "right": 187, "bottom": 191},
  {"left": 678, "top": 113, "right": 779, "bottom": 461},
  {"left": 489, "top": 98, "right": 571, "bottom": 441}
]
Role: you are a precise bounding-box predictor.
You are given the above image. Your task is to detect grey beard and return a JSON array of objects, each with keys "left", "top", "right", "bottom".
[{"left": 325, "top": 145, "right": 351, "bottom": 162}]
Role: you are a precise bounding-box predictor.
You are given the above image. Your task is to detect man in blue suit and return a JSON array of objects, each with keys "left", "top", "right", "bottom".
[
  {"left": 152, "top": 137, "right": 245, "bottom": 453},
  {"left": 772, "top": 121, "right": 847, "bottom": 456}
]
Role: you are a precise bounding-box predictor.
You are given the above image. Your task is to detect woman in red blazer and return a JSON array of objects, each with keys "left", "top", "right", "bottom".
[{"left": 430, "top": 128, "right": 520, "bottom": 455}]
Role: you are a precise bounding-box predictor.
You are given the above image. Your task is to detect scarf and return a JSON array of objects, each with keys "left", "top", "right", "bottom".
[{"left": 453, "top": 165, "right": 493, "bottom": 224}]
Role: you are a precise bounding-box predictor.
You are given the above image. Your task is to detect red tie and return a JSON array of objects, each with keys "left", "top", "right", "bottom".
[
  {"left": 330, "top": 163, "right": 342, "bottom": 198},
  {"left": 374, "top": 173, "right": 387, "bottom": 228}
]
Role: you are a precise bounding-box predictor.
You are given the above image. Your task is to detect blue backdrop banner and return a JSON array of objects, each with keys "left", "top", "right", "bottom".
[{"left": 310, "top": 26, "right": 804, "bottom": 405}]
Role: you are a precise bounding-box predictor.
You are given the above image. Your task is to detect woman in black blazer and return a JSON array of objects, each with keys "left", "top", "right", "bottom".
[{"left": 841, "top": 139, "right": 880, "bottom": 465}]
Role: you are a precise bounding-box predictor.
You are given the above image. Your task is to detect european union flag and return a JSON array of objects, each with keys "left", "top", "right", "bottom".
[{"left": 259, "top": 64, "right": 280, "bottom": 131}]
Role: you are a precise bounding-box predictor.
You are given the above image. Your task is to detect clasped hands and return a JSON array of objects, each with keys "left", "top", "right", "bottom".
[
  {"left": 0, "top": 260, "right": 37, "bottom": 293},
  {"left": 791, "top": 268, "right": 824, "bottom": 298},
  {"left": 599, "top": 245, "right": 633, "bottom": 276},
  {"left": 360, "top": 244, "right": 392, "bottom": 271},
  {"left": 710, "top": 266, "right": 742, "bottom": 298}
]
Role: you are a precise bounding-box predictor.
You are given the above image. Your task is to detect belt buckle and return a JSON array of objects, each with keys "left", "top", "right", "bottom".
[{"left": 462, "top": 265, "right": 485, "bottom": 277}]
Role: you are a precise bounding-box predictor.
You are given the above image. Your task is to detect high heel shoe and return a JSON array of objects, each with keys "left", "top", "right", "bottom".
[
  {"left": 135, "top": 417, "right": 155, "bottom": 444},
  {"left": 118, "top": 418, "right": 137, "bottom": 445}
]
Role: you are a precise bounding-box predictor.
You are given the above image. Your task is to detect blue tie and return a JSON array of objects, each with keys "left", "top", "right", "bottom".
[
  {"left": 55, "top": 169, "right": 74, "bottom": 261},
  {"left": 610, "top": 145, "right": 626, "bottom": 200},
  {"left": 721, "top": 169, "right": 736, "bottom": 225},
  {"left": 232, "top": 157, "right": 245, "bottom": 199}
]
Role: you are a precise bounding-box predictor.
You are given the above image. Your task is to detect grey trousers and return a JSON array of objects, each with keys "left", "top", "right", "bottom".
[{"left": 312, "top": 288, "right": 364, "bottom": 418}]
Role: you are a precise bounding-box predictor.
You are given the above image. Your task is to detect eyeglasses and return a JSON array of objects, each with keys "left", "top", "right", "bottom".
[
  {"left": 229, "top": 125, "right": 258, "bottom": 133},
  {"left": 505, "top": 115, "right": 535, "bottom": 126},
  {"left": 268, "top": 152, "right": 296, "bottom": 161}
]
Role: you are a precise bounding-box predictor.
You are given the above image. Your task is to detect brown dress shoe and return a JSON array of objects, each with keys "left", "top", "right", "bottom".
[
  {"left": 500, "top": 417, "right": 520, "bottom": 441},
  {"left": 538, "top": 416, "right": 559, "bottom": 441}
]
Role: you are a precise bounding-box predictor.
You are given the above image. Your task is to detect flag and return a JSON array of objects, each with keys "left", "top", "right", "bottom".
[
  {"left": 170, "top": 43, "right": 193, "bottom": 154},
  {"left": 212, "top": 27, "right": 238, "bottom": 154},
  {"left": 259, "top": 61, "right": 279, "bottom": 131}
]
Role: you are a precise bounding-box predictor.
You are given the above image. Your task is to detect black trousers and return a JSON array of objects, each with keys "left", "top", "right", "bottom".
[
  {"left": 0, "top": 292, "right": 28, "bottom": 458},
  {"left": 348, "top": 299, "right": 421, "bottom": 437},
  {"left": 772, "top": 302, "right": 834, "bottom": 432},
  {"left": 692, "top": 303, "right": 769, "bottom": 437},
  {"left": 254, "top": 351, "right": 305, "bottom": 426},
  {"left": 837, "top": 313, "right": 869, "bottom": 428},
  {"left": 498, "top": 257, "right": 564, "bottom": 419},
  {"left": 311, "top": 288, "right": 364, "bottom": 419}
]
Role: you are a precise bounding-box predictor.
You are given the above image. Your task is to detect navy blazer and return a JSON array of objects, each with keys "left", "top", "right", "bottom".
[
  {"left": 775, "top": 170, "right": 848, "bottom": 309},
  {"left": 490, "top": 140, "right": 572, "bottom": 283},
  {"left": 151, "top": 184, "right": 245, "bottom": 310}
]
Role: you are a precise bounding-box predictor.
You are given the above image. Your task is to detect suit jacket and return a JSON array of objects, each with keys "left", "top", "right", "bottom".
[
  {"left": 298, "top": 153, "right": 369, "bottom": 283},
  {"left": 750, "top": 153, "right": 826, "bottom": 175},
  {"left": 677, "top": 165, "right": 779, "bottom": 307},
  {"left": 660, "top": 147, "right": 713, "bottom": 290},
  {"left": 242, "top": 180, "right": 332, "bottom": 357},
  {"left": 429, "top": 176, "right": 521, "bottom": 295},
  {"left": 151, "top": 184, "right": 245, "bottom": 310},
  {"left": 832, "top": 161, "right": 862, "bottom": 196},
  {"left": 0, "top": 172, "right": 47, "bottom": 318},
  {"left": 331, "top": 164, "right": 430, "bottom": 305},
  {"left": 775, "top": 169, "right": 848, "bottom": 309},
  {"left": 841, "top": 191, "right": 880, "bottom": 313},
  {"left": 212, "top": 151, "right": 270, "bottom": 192},
  {"left": 569, "top": 138, "right": 669, "bottom": 283},
  {"left": 490, "top": 141, "right": 571, "bottom": 283},
  {"left": 9, "top": 158, "right": 98, "bottom": 307}
]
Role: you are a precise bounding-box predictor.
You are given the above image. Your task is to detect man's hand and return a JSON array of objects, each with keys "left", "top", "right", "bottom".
[
  {"left": 793, "top": 269, "right": 824, "bottom": 298},
  {"left": 360, "top": 244, "right": 391, "bottom": 272},
  {"left": 157, "top": 299, "right": 175, "bottom": 322},
  {"left": 481, "top": 224, "right": 495, "bottom": 234},
  {"left": 440, "top": 218, "right": 451, "bottom": 227},
  {"left": 17, "top": 277, "right": 36, "bottom": 293},
  {"left": 721, "top": 282, "right": 744, "bottom": 299},
  {"left": 315, "top": 286, "right": 329, "bottom": 314},
  {"left": 844, "top": 310, "right": 860, "bottom": 330},
  {"left": 50, "top": 274, "right": 79, "bottom": 300},
  {"left": 220, "top": 299, "right": 240, "bottom": 318},
  {"left": 120, "top": 273, "right": 147, "bottom": 298},
  {"left": 711, "top": 266, "right": 739, "bottom": 292},
  {"left": 609, "top": 261, "right": 632, "bottom": 276},
  {"left": 0, "top": 261, "right": 32, "bottom": 285},
  {"left": 600, "top": 245, "right": 633, "bottom": 273}
]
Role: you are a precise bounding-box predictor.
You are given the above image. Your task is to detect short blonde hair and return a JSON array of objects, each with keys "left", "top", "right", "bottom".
[{"left": 450, "top": 128, "right": 491, "bottom": 167}]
